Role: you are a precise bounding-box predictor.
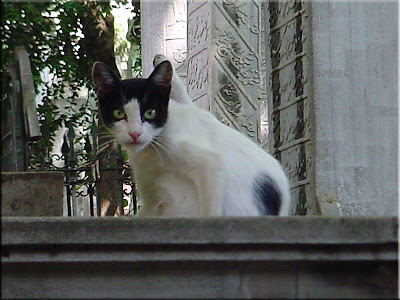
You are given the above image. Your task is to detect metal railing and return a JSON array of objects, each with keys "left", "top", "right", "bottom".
[
  {"left": 26, "top": 122, "right": 136, "bottom": 217},
  {"left": 3, "top": 46, "right": 136, "bottom": 217}
]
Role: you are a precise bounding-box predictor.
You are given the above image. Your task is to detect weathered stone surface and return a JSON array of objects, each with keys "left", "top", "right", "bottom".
[
  {"left": 2, "top": 216, "right": 397, "bottom": 246},
  {"left": 141, "top": 0, "right": 187, "bottom": 78},
  {"left": 1, "top": 172, "right": 63, "bottom": 216},
  {"left": 310, "top": 2, "right": 398, "bottom": 216},
  {"left": 264, "top": 1, "right": 315, "bottom": 215},
  {"left": 1, "top": 217, "right": 398, "bottom": 298},
  {"left": 187, "top": 0, "right": 266, "bottom": 142}
]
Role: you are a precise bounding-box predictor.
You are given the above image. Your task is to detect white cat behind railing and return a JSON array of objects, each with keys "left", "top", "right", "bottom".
[{"left": 92, "top": 55, "right": 291, "bottom": 216}]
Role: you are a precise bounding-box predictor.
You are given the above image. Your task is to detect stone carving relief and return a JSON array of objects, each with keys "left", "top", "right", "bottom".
[
  {"left": 187, "top": 2, "right": 211, "bottom": 109},
  {"left": 172, "top": 47, "right": 187, "bottom": 65},
  {"left": 265, "top": 0, "right": 315, "bottom": 214},
  {"left": 222, "top": 0, "right": 260, "bottom": 34},
  {"left": 215, "top": 29, "right": 260, "bottom": 86},
  {"left": 187, "top": 7, "right": 210, "bottom": 54},
  {"left": 217, "top": 74, "right": 242, "bottom": 116},
  {"left": 214, "top": 71, "right": 256, "bottom": 137},
  {"left": 184, "top": 0, "right": 263, "bottom": 140},
  {"left": 187, "top": 50, "right": 209, "bottom": 101}
]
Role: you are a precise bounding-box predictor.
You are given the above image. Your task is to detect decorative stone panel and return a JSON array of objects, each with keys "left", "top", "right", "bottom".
[
  {"left": 187, "top": 0, "right": 265, "bottom": 142},
  {"left": 264, "top": 1, "right": 316, "bottom": 215},
  {"left": 186, "top": 1, "right": 314, "bottom": 213}
]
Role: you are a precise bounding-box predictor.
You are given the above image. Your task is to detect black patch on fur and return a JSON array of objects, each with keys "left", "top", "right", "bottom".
[
  {"left": 254, "top": 174, "right": 281, "bottom": 215},
  {"left": 92, "top": 61, "right": 172, "bottom": 129}
]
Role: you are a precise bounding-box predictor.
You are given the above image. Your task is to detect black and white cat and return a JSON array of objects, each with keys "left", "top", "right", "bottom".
[{"left": 92, "top": 55, "right": 291, "bottom": 217}]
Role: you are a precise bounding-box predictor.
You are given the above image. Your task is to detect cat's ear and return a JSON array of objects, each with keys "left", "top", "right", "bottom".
[
  {"left": 148, "top": 61, "right": 173, "bottom": 87},
  {"left": 92, "top": 62, "right": 120, "bottom": 95}
]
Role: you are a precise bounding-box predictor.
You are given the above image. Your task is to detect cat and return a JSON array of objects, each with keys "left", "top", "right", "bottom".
[{"left": 92, "top": 55, "right": 291, "bottom": 217}]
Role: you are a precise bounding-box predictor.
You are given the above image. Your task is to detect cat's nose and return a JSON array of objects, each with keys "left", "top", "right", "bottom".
[{"left": 129, "top": 132, "right": 142, "bottom": 142}]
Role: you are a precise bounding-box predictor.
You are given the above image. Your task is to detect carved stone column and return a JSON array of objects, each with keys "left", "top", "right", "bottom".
[
  {"left": 264, "top": 1, "right": 316, "bottom": 215},
  {"left": 141, "top": 0, "right": 187, "bottom": 79},
  {"left": 187, "top": 0, "right": 316, "bottom": 214},
  {"left": 187, "top": 0, "right": 266, "bottom": 144},
  {"left": 264, "top": 1, "right": 398, "bottom": 216}
]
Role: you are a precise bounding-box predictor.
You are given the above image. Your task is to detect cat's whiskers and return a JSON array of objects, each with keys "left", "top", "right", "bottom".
[
  {"left": 148, "top": 140, "right": 165, "bottom": 166},
  {"left": 150, "top": 137, "right": 172, "bottom": 163},
  {"left": 154, "top": 136, "right": 171, "bottom": 154}
]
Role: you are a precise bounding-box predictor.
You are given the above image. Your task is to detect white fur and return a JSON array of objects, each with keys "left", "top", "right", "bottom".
[
  {"left": 153, "top": 54, "right": 194, "bottom": 105},
  {"left": 110, "top": 55, "right": 291, "bottom": 217}
]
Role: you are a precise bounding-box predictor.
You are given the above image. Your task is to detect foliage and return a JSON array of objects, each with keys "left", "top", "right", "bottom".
[
  {"left": 1, "top": 2, "right": 54, "bottom": 90},
  {"left": 1, "top": 1, "right": 141, "bottom": 157},
  {"left": 2, "top": 2, "right": 107, "bottom": 93},
  {"left": 1, "top": 1, "right": 141, "bottom": 216},
  {"left": 126, "top": 0, "right": 141, "bottom": 77}
]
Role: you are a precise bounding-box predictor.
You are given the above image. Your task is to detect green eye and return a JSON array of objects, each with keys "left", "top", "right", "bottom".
[
  {"left": 144, "top": 109, "right": 156, "bottom": 120},
  {"left": 113, "top": 109, "right": 126, "bottom": 119}
]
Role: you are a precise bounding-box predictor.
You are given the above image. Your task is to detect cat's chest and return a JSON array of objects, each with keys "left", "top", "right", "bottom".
[{"left": 128, "top": 146, "right": 179, "bottom": 180}]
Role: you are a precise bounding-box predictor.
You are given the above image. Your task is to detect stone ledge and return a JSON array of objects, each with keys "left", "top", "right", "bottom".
[
  {"left": 2, "top": 217, "right": 398, "bottom": 298},
  {"left": 2, "top": 217, "right": 397, "bottom": 263},
  {"left": 2, "top": 216, "right": 397, "bottom": 245}
]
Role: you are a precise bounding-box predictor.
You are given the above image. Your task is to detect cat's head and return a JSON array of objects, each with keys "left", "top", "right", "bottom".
[{"left": 92, "top": 61, "right": 172, "bottom": 153}]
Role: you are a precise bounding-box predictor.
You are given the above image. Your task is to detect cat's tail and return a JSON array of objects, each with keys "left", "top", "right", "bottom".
[
  {"left": 153, "top": 54, "right": 193, "bottom": 105},
  {"left": 278, "top": 178, "right": 292, "bottom": 216},
  {"left": 254, "top": 172, "right": 292, "bottom": 216}
]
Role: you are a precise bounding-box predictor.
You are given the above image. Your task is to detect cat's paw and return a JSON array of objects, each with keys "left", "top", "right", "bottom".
[{"left": 153, "top": 54, "right": 170, "bottom": 67}]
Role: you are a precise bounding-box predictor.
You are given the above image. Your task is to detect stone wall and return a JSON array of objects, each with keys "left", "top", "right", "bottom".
[
  {"left": 140, "top": 1, "right": 397, "bottom": 216},
  {"left": 310, "top": 1, "right": 398, "bottom": 216}
]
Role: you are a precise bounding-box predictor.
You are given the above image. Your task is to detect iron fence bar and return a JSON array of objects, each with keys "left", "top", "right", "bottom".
[
  {"left": 96, "top": 179, "right": 101, "bottom": 216},
  {"left": 25, "top": 122, "right": 136, "bottom": 217},
  {"left": 88, "top": 184, "right": 95, "bottom": 217},
  {"left": 132, "top": 188, "right": 137, "bottom": 215},
  {"left": 65, "top": 181, "right": 72, "bottom": 217}
]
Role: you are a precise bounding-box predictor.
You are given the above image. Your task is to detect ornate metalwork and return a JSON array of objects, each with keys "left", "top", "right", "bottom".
[{"left": 26, "top": 120, "right": 136, "bottom": 217}]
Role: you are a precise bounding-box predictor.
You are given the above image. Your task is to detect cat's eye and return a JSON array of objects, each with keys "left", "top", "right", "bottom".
[
  {"left": 113, "top": 109, "right": 126, "bottom": 120},
  {"left": 144, "top": 109, "right": 156, "bottom": 120}
]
